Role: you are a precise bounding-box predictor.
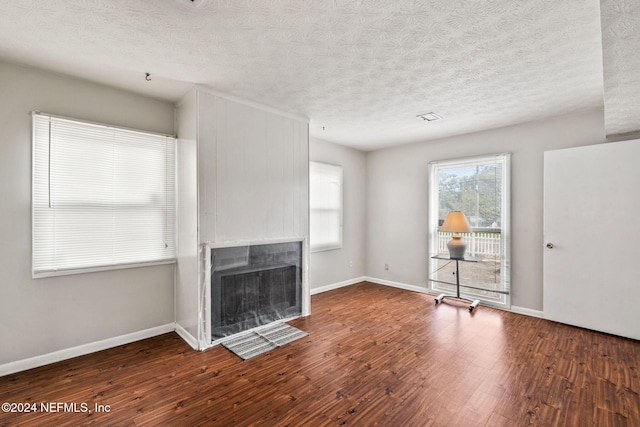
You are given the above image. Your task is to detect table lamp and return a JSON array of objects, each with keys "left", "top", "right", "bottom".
[{"left": 441, "top": 211, "right": 472, "bottom": 259}]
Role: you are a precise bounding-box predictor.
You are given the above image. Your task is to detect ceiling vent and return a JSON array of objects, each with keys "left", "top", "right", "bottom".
[{"left": 417, "top": 112, "right": 441, "bottom": 122}]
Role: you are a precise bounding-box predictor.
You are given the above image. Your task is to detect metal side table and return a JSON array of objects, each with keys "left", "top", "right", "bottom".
[{"left": 429, "top": 255, "right": 482, "bottom": 312}]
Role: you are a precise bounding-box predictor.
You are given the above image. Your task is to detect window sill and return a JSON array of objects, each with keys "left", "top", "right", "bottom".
[
  {"left": 310, "top": 245, "right": 343, "bottom": 254},
  {"left": 32, "top": 258, "right": 176, "bottom": 279}
]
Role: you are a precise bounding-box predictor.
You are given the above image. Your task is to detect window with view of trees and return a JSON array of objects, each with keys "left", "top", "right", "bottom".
[{"left": 428, "top": 154, "right": 511, "bottom": 307}]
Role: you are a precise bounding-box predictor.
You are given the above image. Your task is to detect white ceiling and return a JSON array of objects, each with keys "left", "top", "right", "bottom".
[
  {"left": 0, "top": 0, "right": 608, "bottom": 150},
  {"left": 600, "top": 0, "right": 640, "bottom": 138}
]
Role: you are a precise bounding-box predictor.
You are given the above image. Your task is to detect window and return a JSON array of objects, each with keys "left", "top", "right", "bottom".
[
  {"left": 32, "top": 113, "right": 176, "bottom": 277},
  {"left": 309, "top": 161, "right": 343, "bottom": 252},
  {"left": 428, "top": 154, "right": 511, "bottom": 307}
]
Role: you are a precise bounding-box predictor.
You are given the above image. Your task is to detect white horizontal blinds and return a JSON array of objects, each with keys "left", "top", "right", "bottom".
[
  {"left": 309, "top": 161, "right": 343, "bottom": 251},
  {"left": 32, "top": 113, "right": 176, "bottom": 275}
]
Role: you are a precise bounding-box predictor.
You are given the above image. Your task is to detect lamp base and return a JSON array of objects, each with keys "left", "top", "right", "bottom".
[{"left": 447, "top": 235, "right": 467, "bottom": 259}]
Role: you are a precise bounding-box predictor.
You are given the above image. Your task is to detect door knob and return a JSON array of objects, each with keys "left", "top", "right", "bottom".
[{"left": 546, "top": 243, "right": 554, "bottom": 249}]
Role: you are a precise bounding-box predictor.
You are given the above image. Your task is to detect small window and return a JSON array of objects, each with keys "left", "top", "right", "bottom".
[
  {"left": 309, "top": 161, "right": 343, "bottom": 252},
  {"left": 32, "top": 113, "right": 176, "bottom": 277}
]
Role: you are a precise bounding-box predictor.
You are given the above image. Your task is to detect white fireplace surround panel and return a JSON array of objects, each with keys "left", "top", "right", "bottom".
[
  {"left": 175, "top": 88, "right": 310, "bottom": 352},
  {"left": 202, "top": 238, "right": 309, "bottom": 349}
]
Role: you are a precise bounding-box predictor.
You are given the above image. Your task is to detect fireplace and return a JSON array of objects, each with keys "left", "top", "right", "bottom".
[{"left": 210, "top": 241, "right": 302, "bottom": 340}]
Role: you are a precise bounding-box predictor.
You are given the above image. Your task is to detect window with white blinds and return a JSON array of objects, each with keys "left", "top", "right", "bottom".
[
  {"left": 309, "top": 161, "right": 343, "bottom": 252},
  {"left": 32, "top": 113, "right": 176, "bottom": 277}
]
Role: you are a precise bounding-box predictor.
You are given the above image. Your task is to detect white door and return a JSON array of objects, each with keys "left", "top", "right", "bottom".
[{"left": 543, "top": 140, "right": 640, "bottom": 340}]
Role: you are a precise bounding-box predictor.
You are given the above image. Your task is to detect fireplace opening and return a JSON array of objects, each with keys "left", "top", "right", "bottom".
[{"left": 210, "top": 241, "right": 302, "bottom": 340}]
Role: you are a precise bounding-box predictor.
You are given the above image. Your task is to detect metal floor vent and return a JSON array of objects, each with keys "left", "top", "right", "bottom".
[{"left": 221, "top": 323, "right": 308, "bottom": 360}]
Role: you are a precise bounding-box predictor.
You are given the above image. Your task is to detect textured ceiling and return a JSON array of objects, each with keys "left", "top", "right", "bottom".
[
  {"left": 600, "top": 0, "right": 640, "bottom": 138},
  {"left": 0, "top": 0, "right": 606, "bottom": 150}
]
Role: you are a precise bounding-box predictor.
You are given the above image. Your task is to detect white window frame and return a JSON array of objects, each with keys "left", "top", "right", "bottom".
[
  {"left": 309, "top": 161, "right": 343, "bottom": 252},
  {"left": 428, "top": 153, "right": 511, "bottom": 308},
  {"left": 32, "top": 112, "right": 176, "bottom": 278}
]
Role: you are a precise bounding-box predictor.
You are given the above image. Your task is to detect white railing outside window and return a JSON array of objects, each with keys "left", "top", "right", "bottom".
[{"left": 437, "top": 230, "right": 501, "bottom": 258}]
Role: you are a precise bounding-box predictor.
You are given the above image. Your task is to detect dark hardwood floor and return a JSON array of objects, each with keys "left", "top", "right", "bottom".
[{"left": 1, "top": 282, "right": 639, "bottom": 426}]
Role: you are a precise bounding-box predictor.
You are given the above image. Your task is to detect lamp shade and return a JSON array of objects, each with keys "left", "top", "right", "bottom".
[{"left": 441, "top": 211, "right": 472, "bottom": 233}]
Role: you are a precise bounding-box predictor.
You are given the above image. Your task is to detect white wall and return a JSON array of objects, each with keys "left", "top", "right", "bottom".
[
  {"left": 0, "top": 61, "right": 176, "bottom": 366},
  {"left": 198, "top": 90, "right": 309, "bottom": 244},
  {"left": 365, "top": 109, "right": 606, "bottom": 311},
  {"left": 175, "top": 87, "right": 199, "bottom": 344},
  {"left": 309, "top": 138, "right": 367, "bottom": 290}
]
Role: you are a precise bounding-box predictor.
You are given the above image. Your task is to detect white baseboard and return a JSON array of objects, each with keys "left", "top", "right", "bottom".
[
  {"left": 510, "top": 305, "right": 543, "bottom": 318},
  {"left": 365, "top": 276, "right": 544, "bottom": 319},
  {"left": 363, "top": 276, "right": 430, "bottom": 294},
  {"left": 175, "top": 323, "right": 199, "bottom": 350},
  {"left": 0, "top": 323, "right": 175, "bottom": 377},
  {"left": 310, "top": 276, "right": 366, "bottom": 295}
]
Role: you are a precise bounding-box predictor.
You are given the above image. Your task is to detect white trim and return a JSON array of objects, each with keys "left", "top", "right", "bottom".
[
  {"left": 200, "top": 341, "right": 215, "bottom": 351},
  {"left": 310, "top": 276, "right": 366, "bottom": 295},
  {"left": 204, "top": 236, "right": 306, "bottom": 249},
  {"left": 510, "top": 306, "right": 544, "bottom": 318},
  {"left": 33, "top": 259, "right": 176, "bottom": 279},
  {"left": 201, "top": 244, "right": 212, "bottom": 350},
  {"left": 363, "top": 277, "right": 430, "bottom": 294},
  {"left": 175, "top": 323, "right": 199, "bottom": 350},
  {"left": 302, "top": 236, "right": 311, "bottom": 317},
  {"left": 365, "top": 277, "right": 543, "bottom": 318},
  {"left": 195, "top": 85, "right": 309, "bottom": 124},
  {"left": 0, "top": 323, "right": 175, "bottom": 377},
  {"left": 428, "top": 152, "right": 512, "bottom": 168}
]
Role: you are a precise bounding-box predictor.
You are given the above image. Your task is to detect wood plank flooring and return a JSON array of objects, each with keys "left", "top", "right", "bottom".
[{"left": 1, "top": 281, "right": 639, "bottom": 426}]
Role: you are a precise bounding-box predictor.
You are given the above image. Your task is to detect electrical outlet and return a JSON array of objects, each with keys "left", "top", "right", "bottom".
[
  {"left": 349, "top": 260, "right": 353, "bottom": 268},
  {"left": 385, "top": 263, "right": 389, "bottom": 271}
]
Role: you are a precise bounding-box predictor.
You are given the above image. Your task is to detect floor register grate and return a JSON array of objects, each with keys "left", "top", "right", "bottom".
[{"left": 220, "top": 322, "right": 308, "bottom": 360}]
